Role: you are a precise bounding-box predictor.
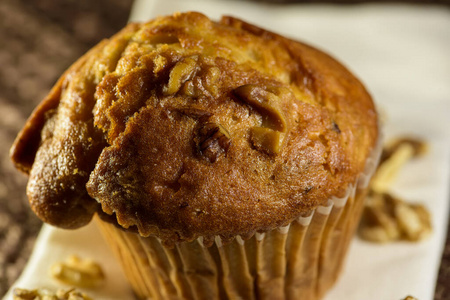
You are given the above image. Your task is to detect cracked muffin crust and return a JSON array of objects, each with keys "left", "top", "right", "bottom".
[{"left": 11, "top": 12, "right": 378, "bottom": 246}]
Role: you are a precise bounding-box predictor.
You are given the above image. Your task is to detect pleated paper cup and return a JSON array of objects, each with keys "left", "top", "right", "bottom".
[{"left": 95, "top": 137, "right": 382, "bottom": 300}]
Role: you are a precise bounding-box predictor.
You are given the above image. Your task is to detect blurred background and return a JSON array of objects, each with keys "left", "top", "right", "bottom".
[{"left": 0, "top": 0, "right": 449, "bottom": 298}]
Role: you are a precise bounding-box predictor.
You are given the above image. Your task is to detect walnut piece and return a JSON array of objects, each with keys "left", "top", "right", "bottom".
[
  {"left": 50, "top": 255, "right": 105, "bottom": 288},
  {"left": 396, "top": 201, "right": 432, "bottom": 241},
  {"left": 13, "top": 288, "right": 39, "bottom": 300},
  {"left": 359, "top": 192, "right": 431, "bottom": 243},
  {"left": 164, "top": 56, "right": 198, "bottom": 95},
  {"left": 195, "top": 122, "right": 231, "bottom": 163},
  {"left": 371, "top": 142, "right": 414, "bottom": 193},
  {"left": 233, "top": 84, "right": 289, "bottom": 155},
  {"left": 372, "top": 137, "right": 428, "bottom": 193},
  {"left": 250, "top": 127, "right": 284, "bottom": 155},
  {"left": 381, "top": 138, "right": 428, "bottom": 163},
  {"left": 233, "top": 84, "right": 287, "bottom": 131},
  {"left": 359, "top": 192, "right": 400, "bottom": 243},
  {"left": 13, "top": 288, "right": 92, "bottom": 300},
  {"left": 360, "top": 137, "right": 431, "bottom": 243}
]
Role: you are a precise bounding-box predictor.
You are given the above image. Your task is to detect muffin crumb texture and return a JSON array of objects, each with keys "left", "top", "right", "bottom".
[{"left": 11, "top": 12, "right": 378, "bottom": 245}]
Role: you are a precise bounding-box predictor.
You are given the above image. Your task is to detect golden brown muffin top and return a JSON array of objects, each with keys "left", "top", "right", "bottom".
[{"left": 10, "top": 12, "right": 378, "bottom": 246}]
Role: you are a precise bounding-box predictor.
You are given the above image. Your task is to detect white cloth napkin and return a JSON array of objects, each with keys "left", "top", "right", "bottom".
[{"left": 4, "top": 1, "right": 450, "bottom": 300}]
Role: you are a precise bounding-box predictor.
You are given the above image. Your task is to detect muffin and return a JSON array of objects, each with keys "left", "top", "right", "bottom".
[{"left": 11, "top": 12, "right": 380, "bottom": 300}]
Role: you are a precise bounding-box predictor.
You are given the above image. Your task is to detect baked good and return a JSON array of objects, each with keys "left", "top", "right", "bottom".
[{"left": 11, "top": 12, "right": 380, "bottom": 300}]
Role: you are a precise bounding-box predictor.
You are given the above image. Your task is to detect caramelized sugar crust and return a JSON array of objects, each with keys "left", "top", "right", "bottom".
[{"left": 10, "top": 12, "right": 378, "bottom": 245}]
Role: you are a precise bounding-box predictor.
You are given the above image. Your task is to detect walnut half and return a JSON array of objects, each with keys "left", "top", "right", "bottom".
[
  {"left": 163, "top": 56, "right": 198, "bottom": 95},
  {"left": 371, "top": 137, "right": 428, "bottom": 193},
  {"left": 233, "top": 84, "right": 290, "bottom": 155},
  {"left": 195, "top": 122, "right": 231, "bottom": 163},
  {"left": 359, "top": 192, "right": 432, "bottom": 243},
  {"left": 50, "top": 255, "right": 105, "bottom": 288}
]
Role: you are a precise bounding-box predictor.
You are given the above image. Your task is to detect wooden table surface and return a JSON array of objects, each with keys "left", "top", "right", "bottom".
[{"left": 0, "top": 0, "right": 448, "bottom": 298}]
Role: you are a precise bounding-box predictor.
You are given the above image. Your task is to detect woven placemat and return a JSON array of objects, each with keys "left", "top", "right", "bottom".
[
  {"left": 0, "top": 0, "right": 133, "bottom": 295},
  {"left": 0, "top": 0, "right": 448, "bottom": 299}
]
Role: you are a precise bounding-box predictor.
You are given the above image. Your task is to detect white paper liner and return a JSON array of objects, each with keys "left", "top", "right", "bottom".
[{"left": 297, "top": 212, "right": 314, "bottom": 226}]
